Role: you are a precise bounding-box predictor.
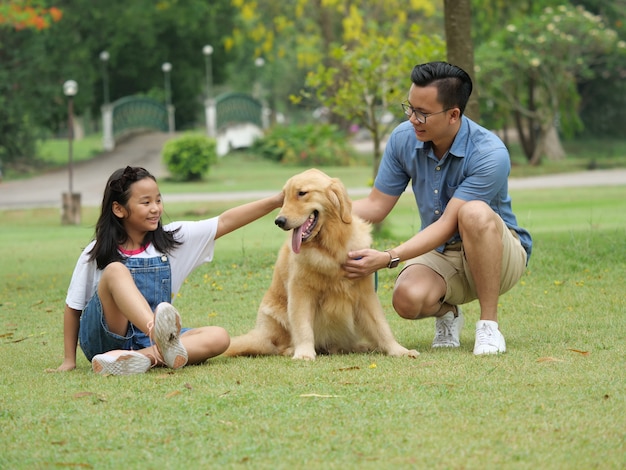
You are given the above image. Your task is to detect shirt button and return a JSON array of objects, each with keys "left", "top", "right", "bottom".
[
  {"left": 435, "top": 210, "right": 440, "bottom": 215},
  {"left": 434, "top": 189, "right": 438, "bottom": 194},
  {"left": 436, "top": 166, "right": 441, "bottom": 171}
]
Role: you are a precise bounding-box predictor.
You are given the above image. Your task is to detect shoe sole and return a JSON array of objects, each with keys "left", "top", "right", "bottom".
[
  {"left": 92, "top": 352, "right": 152, "bottom": 375},
  {"left": 154, "top": 303, "right": 188, "bottom": 369}
]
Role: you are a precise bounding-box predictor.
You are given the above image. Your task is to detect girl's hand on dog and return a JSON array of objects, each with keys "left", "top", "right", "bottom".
[{"left": 344, "top": 249, "right": 387, "bottom": 278}]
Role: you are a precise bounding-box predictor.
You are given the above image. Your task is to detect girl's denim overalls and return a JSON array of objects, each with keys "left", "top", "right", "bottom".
[{"left": 79, "top": 255, "right": 175, "bottom": 361}]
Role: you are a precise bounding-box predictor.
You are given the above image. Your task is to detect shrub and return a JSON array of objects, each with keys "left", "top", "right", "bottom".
[
  {"left": 250, "top": 123, "right": 356, "bottom": 166},
  {"left": 162, "top": 133, "right": 217, "bottom": 181}
]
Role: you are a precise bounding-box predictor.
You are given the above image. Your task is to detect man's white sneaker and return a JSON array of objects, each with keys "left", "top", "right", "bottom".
[
  {"left": 154, "top": 302, "right": 188, "bottom": 369},
  {"left": 473, "top": 320, "right": 506, "bottom": 355},
  {"left": 432, "top": 308, "right": 464, "bottom": 348},
  {"left": 92, "top": 350, "right": 152, "bottom": 375}
]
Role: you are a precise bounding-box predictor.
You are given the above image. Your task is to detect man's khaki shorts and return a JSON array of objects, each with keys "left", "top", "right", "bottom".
[{"left": 400, "top": 218, "right": 528, "bottom": 305}]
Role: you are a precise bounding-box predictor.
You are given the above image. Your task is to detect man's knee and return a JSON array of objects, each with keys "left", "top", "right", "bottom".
[
  {"left": 392, "top": 279, "right": 433, "bottom": 320},
  {"left": 458, "top": 201, "right": 499, "bottom": 237}
]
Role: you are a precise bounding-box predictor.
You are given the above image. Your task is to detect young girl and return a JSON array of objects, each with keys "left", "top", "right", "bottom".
[{"left": 55, "top": 166, "right": 283, "bottom": 375}]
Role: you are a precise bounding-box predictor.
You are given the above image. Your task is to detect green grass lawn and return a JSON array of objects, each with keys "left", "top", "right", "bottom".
[{"left": 0, "top": 179, "right": 625, "bottom": 468}]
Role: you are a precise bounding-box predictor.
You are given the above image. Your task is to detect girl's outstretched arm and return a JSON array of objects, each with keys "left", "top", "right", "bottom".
[
  {"left": 53, "top": 305, "right": 81, "bottom": 371},
  {"left": 216, "top": 192, "right": 284, "bottom": 239}
]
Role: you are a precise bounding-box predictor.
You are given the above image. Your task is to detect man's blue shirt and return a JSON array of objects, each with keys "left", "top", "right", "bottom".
[{"left": 375, "top": 117, "right": 532, "bottom": 260}]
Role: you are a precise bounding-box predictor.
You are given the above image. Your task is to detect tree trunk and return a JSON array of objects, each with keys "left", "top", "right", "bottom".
[
  {"left": 543, "top": 124, "right": 566, "bottom": 161},
  {"left": 513, "top": 110, "right": 533, "bottom": 162},
  {"left": 444, "top": 0, "right": 479, "bottom": 121}
]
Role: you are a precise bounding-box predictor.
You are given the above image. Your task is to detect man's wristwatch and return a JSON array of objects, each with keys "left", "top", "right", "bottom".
[{"left": 385, "top": 249, "right": 400, "bottom": 269}]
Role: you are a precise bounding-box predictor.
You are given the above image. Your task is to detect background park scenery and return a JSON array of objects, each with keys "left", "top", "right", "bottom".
[{"left": 1, "top": 0, "right": 625, "bottom": 469}]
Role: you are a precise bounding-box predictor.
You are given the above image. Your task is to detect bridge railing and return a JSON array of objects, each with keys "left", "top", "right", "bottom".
[
  {"left": 101, "top": 92, "right": 267, "bottom": 153},
  {"left": 101, "top": 96, "right": 171, "bottom": 151}
]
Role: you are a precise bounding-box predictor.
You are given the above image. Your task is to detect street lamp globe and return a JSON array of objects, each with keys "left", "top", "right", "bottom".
[
  {"left": 63, "top": 80, "right": 78, "bottom": 97},
  {"left": 202, "top": 45, "right": 213, "bottom": 57},
  {"left": 162, "top": 62, "right": 172, "bottom": 73},
  {"left": 99, "top": 50, "right": 109, "bottom": 63}
]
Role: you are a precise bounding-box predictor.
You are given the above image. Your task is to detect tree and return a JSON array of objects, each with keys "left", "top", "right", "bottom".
[
  {"left": 443, "top": 0, "right": 479, "bottom": 121},
  {"left": 305, "top": 32, "right": 444, "bottom": 180},
  {"left": 229, "top": 0, "right": 444, "bottom": 179},
  {"left": 0, "top": 1, "right": 63, "bottom": 165},
  {"left": 475, "top": 4, "right": 626, "bottom": 165},
  {"left": 1, "top": 0, "right": 235, "bottom": 167}
]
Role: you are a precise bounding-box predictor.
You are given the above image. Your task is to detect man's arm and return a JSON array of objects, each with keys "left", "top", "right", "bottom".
[
  {"left": 351, "top": 187, "right": 400, "bottom": 224},
  {"left": 345, "top": 197, "right": 465, "bottom": 278}
]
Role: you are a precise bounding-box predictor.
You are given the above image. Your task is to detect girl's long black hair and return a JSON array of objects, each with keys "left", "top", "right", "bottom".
[{"left": 88, "top": 166, "right": 181, "bottom": 269}]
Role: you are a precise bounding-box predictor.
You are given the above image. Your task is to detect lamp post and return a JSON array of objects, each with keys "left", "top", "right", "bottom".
[
  {"left": 99, "top": 50, "right": 110, "bottom": 105},
  {"left": 100, "top": 50, "right": 114, "bottom": 151},
  {"left": 202, "top": 45, "right": 216, "bottom": 138},
  {"left": 254, "top": 57, "right": 270, "bottom": 129},
  {"left": 162, "top": 62, "right": 175, "bottom": 132},
  {"left": 202, "top": 45, "right": 213, "bottom": 100},
  {"left": 162, "top": 62, "right": 172, "bottom": 107},
  {"left": 254, "top": 57, "right": 265, "bottom": 100},
  {"left": 62, "top": 80, "right": 80, "bottom": 225}
]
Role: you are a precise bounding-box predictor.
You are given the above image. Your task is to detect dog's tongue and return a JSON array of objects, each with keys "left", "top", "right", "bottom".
[{"left": 292, "top": 225, "right": 303, "bottom": 254}]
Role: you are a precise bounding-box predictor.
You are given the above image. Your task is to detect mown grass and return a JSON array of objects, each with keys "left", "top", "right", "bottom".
[{"left": 0, "top": 182, "right": 625, "bottom": 469}]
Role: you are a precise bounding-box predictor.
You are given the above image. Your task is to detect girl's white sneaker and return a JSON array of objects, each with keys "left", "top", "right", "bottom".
[{"left": 92, "top": 350, "right": 152, "bottom": 375}]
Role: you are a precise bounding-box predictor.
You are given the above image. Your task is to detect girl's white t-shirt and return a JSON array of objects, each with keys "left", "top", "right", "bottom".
[{"left": 65, "top": 218, "right": 218, "bottom": 311}]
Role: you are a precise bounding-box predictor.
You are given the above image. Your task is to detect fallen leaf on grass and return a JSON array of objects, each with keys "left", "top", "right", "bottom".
[
  {"left": 567, "top": 348, "right": 590, "bottom": 356},
  {"left": 0, "top": 332, "right": 14, "bottom": 338},
  {"left": 73, "top": 391, "right": 107, "bottom": 402},
  {"left": 417, "top": 361, "right": 437, "bottom": 367},
  {"left": 337, "top": 366, "right": 360, "bottom": 371},
  {"left": 536, "top": 357, "right": 565, "bottom": 363},
  {"left": 9, "top": 332, "right": 45, "bottom": 343},
  {"left": 52, "top": 463, "right": 92, "bottom": 468},
  {"left": 300, "top": 393, "right": 342, "bottom": 398},
  {"left": 165, "top": 390, "right": 182, "bottom": 398}
]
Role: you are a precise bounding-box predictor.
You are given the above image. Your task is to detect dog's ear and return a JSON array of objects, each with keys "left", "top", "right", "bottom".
[{"left": 328, "top": 178, "right": 352, "bottom": 224}]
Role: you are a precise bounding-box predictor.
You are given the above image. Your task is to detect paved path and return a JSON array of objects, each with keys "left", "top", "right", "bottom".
[{"left": 0, "top": 132, "right": 624, "bottom": 210}]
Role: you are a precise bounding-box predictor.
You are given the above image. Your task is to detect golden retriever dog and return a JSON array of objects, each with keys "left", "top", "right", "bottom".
[{"left": 224, "top": 168, "right": 419, "bottom": 360}]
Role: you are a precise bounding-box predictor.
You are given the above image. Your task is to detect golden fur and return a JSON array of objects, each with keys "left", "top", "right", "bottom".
[{"left": 224, "top": 168, "right": 419, "bottom": 360}]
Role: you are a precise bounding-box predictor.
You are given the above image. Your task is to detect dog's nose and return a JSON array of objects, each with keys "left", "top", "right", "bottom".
[{"left": 275, "top": 216, "right": 287, "bottom": 229}]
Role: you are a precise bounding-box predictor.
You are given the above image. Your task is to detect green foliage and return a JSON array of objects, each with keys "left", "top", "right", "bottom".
[
  {"left": 162, "top": 133, "right": 217, "bottom": 181},
  {"left": 302, "top": 13, "right": 445, "bottom": 176},
  {"left": 250, "top": 123, "right": 357, "bottom": 166},
  {"left": 475, "top": 4, "right": 626, "bottom": 161}
]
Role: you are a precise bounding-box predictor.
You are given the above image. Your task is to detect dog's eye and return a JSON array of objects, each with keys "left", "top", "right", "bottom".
[{"left": 298, "top": 191, "right": 308, "bottom": 197}]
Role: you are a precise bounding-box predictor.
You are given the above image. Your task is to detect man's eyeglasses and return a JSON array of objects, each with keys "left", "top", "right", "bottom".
[{"left": 401, "top": 102, "right": 451, "bottom": 124}]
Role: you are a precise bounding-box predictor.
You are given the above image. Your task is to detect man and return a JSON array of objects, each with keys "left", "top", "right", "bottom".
[{"left": 344, "top": 61, "right": 532, "bottom": 355}]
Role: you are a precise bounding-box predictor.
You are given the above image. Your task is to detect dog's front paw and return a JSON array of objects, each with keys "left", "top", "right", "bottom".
[
  {"left": 292, "top": 347, "right": 316, "bottom": 360},
  {"left": 387, "top": 345, "right": 420, "bottom": 358},
  {"left": 405, "top": 349, "right": 420, "bottom": 358}
]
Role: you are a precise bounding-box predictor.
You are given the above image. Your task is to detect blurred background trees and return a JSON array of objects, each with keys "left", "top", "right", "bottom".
[{"left": 1, "top": 0, "right": 624, "bottom": 169}]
